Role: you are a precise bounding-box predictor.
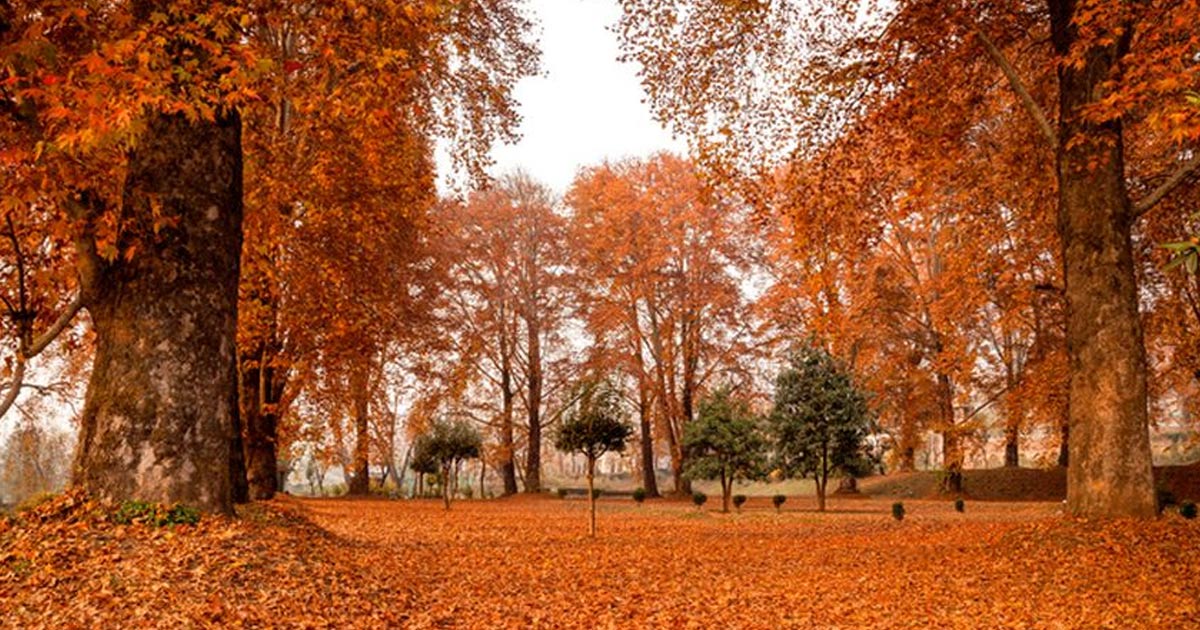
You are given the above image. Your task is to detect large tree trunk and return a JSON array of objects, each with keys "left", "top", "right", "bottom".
[
  {"left": 1049, "top": 1, "right": 1155, "bottom": 518},
  {"left": 348, "top": 361, "right": 371, "bottom": 496},
  {"left": 73, "top": 110, "right": 244, "bottom": 515}
]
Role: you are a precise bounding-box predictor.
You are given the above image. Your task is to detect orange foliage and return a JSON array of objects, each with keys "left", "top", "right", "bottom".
[{"left": 3, "top": 492, "right": 1200, "bottom": 627}]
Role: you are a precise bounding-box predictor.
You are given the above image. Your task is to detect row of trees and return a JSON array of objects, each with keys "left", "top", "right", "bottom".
[{"left": 617, "top": 0, "right": 1200, "bottom": 517}]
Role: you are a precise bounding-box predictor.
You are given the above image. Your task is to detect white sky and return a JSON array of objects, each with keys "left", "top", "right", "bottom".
[{"left": 476, "top": 0, "right": 686, "bottom": 195}]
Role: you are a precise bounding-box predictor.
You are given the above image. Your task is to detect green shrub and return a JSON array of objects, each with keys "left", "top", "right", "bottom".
[
  {"left": 954, "top": 498, "right": 965, "bottom": 513},
  {"left": 1181, "top": 501, "right": 1198, "bottom": 520},
  {"left": 591, "top": 488, "right": 602, "bottom": 500},
  {"left": 556, "top": 488, "right": 568, "bottom": 499},
  {"left": 113, "top": 500, "right": 201, "bottom": 527},
  {"left": 692, "top": 491, "right": 708, "bottom": 508},
  {"left": 771, "top": 494, "right": 786, "bottom": 512},
  {"left": 892, "top": 502, "right": 906, "bottom": 521},
  {"left": 732, "top": 494, "right": 748, "bottom": 512},
  {"left": 632, "top": 487, "right": 647, "bottom": 504}
]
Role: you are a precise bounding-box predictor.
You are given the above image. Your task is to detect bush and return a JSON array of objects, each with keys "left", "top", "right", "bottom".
[
  {"left": 591, "top": 488, "right": 602, "bottom": 500},
  {"left": 771, "top": 494, "right": 786, "bottom": 512},
  {"left": 892, "top": 502, "right": 906, "bottom": 521},
  {"left": 1181, "top": 501, "right": 1198, "bottom": 520},
  {"left": 733, "top": 494, "right": 748, "bottom": 512},
  {"left": 692, "top": 491, "right": 708, "bottom": 508},
  {"left": 556, "top": 488, "right": 568, "bottom": 499},
  {"left": 954, "top": 498, "right": 965, "bottom": 513},
  {"left": 113, "top": 500, "right": 201, "bottom": 527},
  {"left": 632, "top": 487, "right": 647, "bottom": 504}
]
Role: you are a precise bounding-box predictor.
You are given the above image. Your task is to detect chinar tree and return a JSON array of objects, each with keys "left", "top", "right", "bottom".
[
  {"left": 554, "top": 380, "right": 633, "bottom": 537},
  {"left": 683, "top": 386, "right": 766, "bottom": 513},
  {"left": 412, "top": 420, "right": 482, "bottom": 510},
  {"left": 770, "top": 344, "right": 872, "bottom": 512}
]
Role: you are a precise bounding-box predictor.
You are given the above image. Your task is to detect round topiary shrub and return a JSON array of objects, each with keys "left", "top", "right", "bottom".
[
  {"left": 733, "top": 494, "right": 748, "bottom": 512},
  {"left": 892, "top": 501, "right": 906, "bottom": 521},
  {"left": 632, "top": 487, "right": 647, "bottom": 505},
  {"left": 771, "top": 494, "right": 786, "bottom": 513},
  {"left": 692, "top": 491, "right": 708, "bottom": 508},
  {"left": 1181, "top": 501, "right": 1198, "bottom": 520},
  {"left": 954, "top": 498, "right": 965, "bottom": 513}
]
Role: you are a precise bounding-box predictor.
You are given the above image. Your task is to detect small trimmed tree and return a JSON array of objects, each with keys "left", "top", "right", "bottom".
[
  {"left": 412, "top": 420, "right": 482, "bottom": 510},
  {"left": 554, "top": 380, "right": 633, "bottom": 537},
  {"left": 683, "top": 387, "right": 767, "bottom": 513},
  {"left": 769, "top": 344, "right": 873, "bottom": 512}
]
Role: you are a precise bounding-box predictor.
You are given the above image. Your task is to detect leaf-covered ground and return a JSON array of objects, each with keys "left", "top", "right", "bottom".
[{"left": 3, "top": 492, "right": 1199, "bottom": 628}]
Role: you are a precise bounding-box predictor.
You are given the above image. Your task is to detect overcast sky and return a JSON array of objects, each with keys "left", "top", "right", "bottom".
[{"left": 484, "top": 0, "right": 686, "bottom": 194}]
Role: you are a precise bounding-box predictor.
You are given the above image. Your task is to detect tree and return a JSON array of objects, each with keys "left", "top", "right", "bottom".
[
  {"left": 412, "top": 420, "right": 482, "bottom": 510},
  {"left": 1, "top": 1, "right": 538, "bottom": 512},
  {"left": 567, "top": 154, "right": 758, "bottom": 496},
  {"left": 619, "top": 0, "right": 1200, "bottom": 518},
  {"left": 682, "top": 386, "right": 766, "bottom": 513},
  {"left": 769, "top": 345, "right": 872, "bottom": 512},
  {"left": 554, "top": 380, "right": 633, "bottom": 537},
  {"left": 437, "top": 173, "right": 574, "bottom": 495}
]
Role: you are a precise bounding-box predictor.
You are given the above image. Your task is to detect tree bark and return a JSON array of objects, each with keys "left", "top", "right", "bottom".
[
  {"left": 1004, "top": 426, "right": 1020, "bottom": 468},
  {"left": 499, "top": 356, "right": 518, "bottom": 495},
  {"left": 73, "top": 110, "right": 244, "bottom": 514},
  {"left": 1049, "top": 0, "right": 1155, "bottom": 518},
  {"left": 230, "top": 399, "right": 250, "bottom": 504},
  {"left": 524, "top": 317, "right": 543, "bottom": 493},
  {"left": 348, "top": 361, "right": 371, "bottom": 496},
  {"left": 241, "top": 343, "right": 283, "bottom": 500},
  {"left": 587, "top": 456, "right": 596, "bottom": 537}
]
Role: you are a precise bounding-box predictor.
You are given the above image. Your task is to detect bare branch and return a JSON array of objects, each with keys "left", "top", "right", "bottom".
[
  {"left": 1134, "top": 152, "right": 1200, "bottom": 218},
  {"left": 974, "top": 28, "right": 1058, "bottom": 148}
]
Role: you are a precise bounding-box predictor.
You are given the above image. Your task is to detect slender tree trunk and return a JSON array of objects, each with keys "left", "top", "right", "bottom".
[
  {"left": 241, "top": 343, "right": 282, "bottom": 500},
  {"left": 524, "top": 319, "right": 543, "bottom": 493},
  {"left": 441, "top": 463, "right": 451, "bottom": 510},
  {"left": 937, "top": 372, "right": 963, "bottom": 494},
  {"left": 587, "top": 456, "right": 596, "bottom": 537},
  {"left": 1049, "top": 1, "right": 1155, "bottom": 518},
  {"left": 1058, "top": 419, "right": 1070, "bottom": 468},
  {"left": 637, "top": 384, "right": 660, "bottom": 498},
  {"left": 348, "top": 361, "right": 370, "bottom": 496},
  {"left": 499, "top": 361, "right": 518, "bottom": 495},
  {"left": 816, "top": 476, "right": 826, "bottom": 513},
  {"left": 73, "top": 110, "right": 243, "bottom": 515},
  {"left": 1004, "top": 427, "right": 1020, "bottom": 468},
  {"left": 230, "top": 398, "right": 250, "bottom": 504},
  {"left": 720, "top": 470, "right": 730, "bottom": 514}
]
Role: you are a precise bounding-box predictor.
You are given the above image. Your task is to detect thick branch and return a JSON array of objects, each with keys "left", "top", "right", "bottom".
[
  {"left": 975, "top": 28, "right": 1058, "bottom": 148},
  {"left": 0, "top": 355, "right": 26, "bottom": 420},
  {"left": 25, "top": 292, "right": 84, "bottom": 357},
  {"left": 1134, "top": 152, "right": 1200, "bottom": 217}
]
